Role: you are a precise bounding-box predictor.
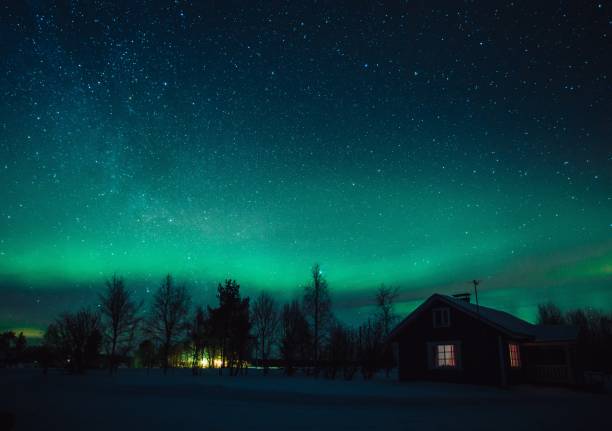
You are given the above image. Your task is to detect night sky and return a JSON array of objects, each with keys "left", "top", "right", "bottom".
[{"left": 1, "top": 1, "right": 611, "bottom": 338}]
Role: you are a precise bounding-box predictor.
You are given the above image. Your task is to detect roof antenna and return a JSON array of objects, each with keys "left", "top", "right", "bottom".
[{"left": 471, "top": 279, "right": 481, "bottom": 316}]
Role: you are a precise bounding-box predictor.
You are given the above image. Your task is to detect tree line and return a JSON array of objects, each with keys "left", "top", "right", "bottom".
[
  {"left": 537, "top": 302, "right": 612, "bottom": 373},
  {"left": 23, "top": 264, "right": 400, "bottom": 378}
]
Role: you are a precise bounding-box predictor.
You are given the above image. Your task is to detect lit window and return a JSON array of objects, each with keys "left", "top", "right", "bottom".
[
  {"left": 433, "top": 308, "right": 450, "bottom": 328},
  {"left": 435, "top": 344, "right": 456, "bottom": 367},
  {"left": 509, "top": 343, "right": 521, "bottom": 368}
]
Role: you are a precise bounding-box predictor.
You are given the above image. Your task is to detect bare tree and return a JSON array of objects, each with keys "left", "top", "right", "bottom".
[
  {"left": 136, "top": 339, "right": 157, "bottom": 372},
  {"left": 146, "top": 274, "right": 191, "bottom": 374},
  {"left": 374, "top": 285, "right": 400, "bottom": 377},
  {"left": 45, "top": 308, "right": 102, "bottom": 373},
  {"left": 252, "top": 291, "right": 279, "bottom": 374},
  {"left": 189, "top": 306, "right": 208, "bottom": 375},
  {"left": 280, "top": 299, "right": 311, "bottom": 376},
  {"left": 375, "top": 284, "right": 399, "bottom": 338},
  {"left": 303, "top": 263, "right": 332, "bottom": 364},
  {"left": 539, "top": 303, "right": 612, "bottom": 373},
  {"left": 357, "top": 318, "right": 383, "bottom": 380},
  {"left": 99, "top": 274, "right": 142, "bottom": 373},
  {"left": 227, "top": 296, "right": 251, "bottom": 376},
  {"left": 536, "top": 302, "right": 565, "bottom": 325},
  {"left": 326, "top": 322, "right": 358, "bottom": 380}
]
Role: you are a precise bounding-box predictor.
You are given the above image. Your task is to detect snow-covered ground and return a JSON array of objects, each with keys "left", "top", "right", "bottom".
[{"left": 2, "top": 368, "right": 611, "bottom": 430}]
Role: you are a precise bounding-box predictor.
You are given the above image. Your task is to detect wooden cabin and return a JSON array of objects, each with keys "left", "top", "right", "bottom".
[{"left": 388, "top": 293, "right": 578, "bottom": 386}]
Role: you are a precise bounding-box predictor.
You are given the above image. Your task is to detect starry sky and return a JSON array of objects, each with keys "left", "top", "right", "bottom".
[{"left": 1, "top": 1, "right": 611, "bottom": 338}]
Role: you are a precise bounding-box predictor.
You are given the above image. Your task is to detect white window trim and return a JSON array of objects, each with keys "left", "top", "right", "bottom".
[{"left": 427, "top": 340, "right": 462, "bottom": 370}]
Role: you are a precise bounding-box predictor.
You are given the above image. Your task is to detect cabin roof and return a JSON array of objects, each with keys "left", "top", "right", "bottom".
[
  {"left": 529, "top": 324, "right": 579, "bottom": 343},
  {"left": 388, "top": 293, "right": 578, "bottom": 343}
]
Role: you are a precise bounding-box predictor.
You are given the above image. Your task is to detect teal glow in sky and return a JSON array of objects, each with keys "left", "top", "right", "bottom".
[{"left": 1, "top": 1, "right": 611, "bottom": 336}]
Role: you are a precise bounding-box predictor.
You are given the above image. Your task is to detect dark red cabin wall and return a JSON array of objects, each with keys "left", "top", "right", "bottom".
[{"left": 396, "top": 299, "right": 510, "bottom": 385}]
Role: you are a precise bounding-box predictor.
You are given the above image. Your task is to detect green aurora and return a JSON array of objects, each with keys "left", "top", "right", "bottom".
[{"left": 1, "top": 1, "right": 611, "bottom": 337}]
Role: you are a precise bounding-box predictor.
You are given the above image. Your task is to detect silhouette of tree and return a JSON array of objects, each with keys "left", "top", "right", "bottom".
[
  {"left": 136, "top": 339, "right": 157, "bottom": 372},
  {"left": 42, "top": 324, "right": 63, "bottom": 368},
  {"left": 207, "top": 279, "right": 251, "bottom": 375},
  {"left": 536, "top": 302, "right": 565, "bottom": 324},
  {"left": 228, "top": 296, "right": 251, "bottom": 375},
  {"left": 251, "top": 291, "right": 279, "bottom": 374},
  {"left": 146, "top": 274, "right": 191, "bottom": 374},
  {"left": 565, "top": 308, "right": 612, "bottom": 372},
  {"left": 280, "top": 299, "right": 311, "bottom": 375},
  {"left": 14, "top": 332, "right": 26, "bottom": 361},
  {"left": 302, "top": 263, "right": 332, "bottom": 365},
  {"left": 36, "top": 343, "right": 54, "bottom": 374},
  {"left": 326, "top": 322, "right": 357, "bottom": 380},
  {"left": 536, "top": 301, "right": 612, "bottom": 373},
  {"left": 99, "top": 274, "right": 142, "bottom": 373},
  {"left": 45, "top": 308, "right": 102, "bottom": 373},
  {"left": 356, "top": 318, "right": 383, "bottom": 379},
  {"left": 203, "top": 314, "right": 222, "bottom": 370},
  {"left": 208, "top": 279, "right": 237, "bottom": 370},
  {"left": 375, "top": 284, "right": 399, "bottom": 337},
  {"left": 0, "top": 331, "right": 17, "bottom": 366},
  {"left": 84, "top": 328, "right": 102, "bottom": 368},
  {"left": 375, "top": 284, "right": 399, "bottom": 377},
  {"left": 189, "top": 306, "right": 208, "bottom": 375}
]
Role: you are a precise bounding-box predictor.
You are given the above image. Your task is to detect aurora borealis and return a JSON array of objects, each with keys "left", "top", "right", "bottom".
[{"left": 1, "top": 1, "right": 611, "bottom": 338}]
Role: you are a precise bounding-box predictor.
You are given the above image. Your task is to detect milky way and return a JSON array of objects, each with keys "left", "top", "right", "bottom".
[{"left": 1, "top": 1, "right": 611, "bottom": 337}]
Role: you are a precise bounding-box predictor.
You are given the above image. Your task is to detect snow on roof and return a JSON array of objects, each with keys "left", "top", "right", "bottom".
[{"left": 389, "top": 293, "right": 577, "bottom": 342}]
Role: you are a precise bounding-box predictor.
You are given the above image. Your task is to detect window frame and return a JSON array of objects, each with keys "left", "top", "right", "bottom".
[
  {"left": 508, "top": 342, "right": 521, "bottom": 368},
  {"left": 435, "top": 343, "right": 456, "bottom": 368},
  {"left": 432, "top": 307, "right": 451, "bottom": 328},
  {"left": 427, "top": 341, "right": 462, "bottom": 370}
]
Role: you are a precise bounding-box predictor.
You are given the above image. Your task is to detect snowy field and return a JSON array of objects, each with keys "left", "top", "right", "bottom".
[{"left": 2, "top": 368, "right": 611, "bottom": 430}]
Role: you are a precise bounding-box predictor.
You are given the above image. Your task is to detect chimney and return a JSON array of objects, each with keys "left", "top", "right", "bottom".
[{"left": 452, "top": 292, "right": 471, "bottom": 303}]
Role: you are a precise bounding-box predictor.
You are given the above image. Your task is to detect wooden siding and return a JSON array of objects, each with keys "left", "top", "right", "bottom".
[{"left": 395, "top": 298, "right": 523, "bottom": 386}]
